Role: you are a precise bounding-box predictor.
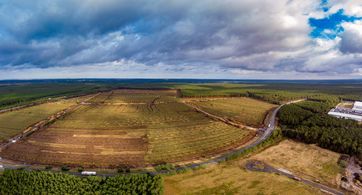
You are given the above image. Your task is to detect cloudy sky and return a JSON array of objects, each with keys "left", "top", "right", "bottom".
[{"left": 0, "top": 0, "right": 362, "bottom": 79}]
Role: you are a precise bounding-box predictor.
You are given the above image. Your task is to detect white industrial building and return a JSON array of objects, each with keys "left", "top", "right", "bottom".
[
  {"left": 353, "top": 101, "right": 362, "bottom": 112},
  {"left": 328, "top": 101, "right": 362, "bottom": 122}
]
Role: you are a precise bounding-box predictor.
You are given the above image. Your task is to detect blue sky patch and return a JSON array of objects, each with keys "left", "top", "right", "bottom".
[
  {"left": 309, "top": 9, "right": 362, "bottom": 39},
  {"left": 320, "top": 0, "right": 329, "bottom": 12}
]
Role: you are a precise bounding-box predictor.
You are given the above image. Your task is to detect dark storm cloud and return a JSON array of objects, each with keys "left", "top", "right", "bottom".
[{"left": 0, "top": 0, "right": 361, "bottom": 78}]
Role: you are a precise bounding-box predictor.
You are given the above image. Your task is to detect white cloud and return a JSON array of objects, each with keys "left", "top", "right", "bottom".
[
  {"left": 0, "top": 0, "right": 361, "bottom": 79},
  {"left": 327, "top": 0, "right": 362, "bottom": 17},
  {"left": 340, "top": 20, "right": 362, "bottom": 53}
]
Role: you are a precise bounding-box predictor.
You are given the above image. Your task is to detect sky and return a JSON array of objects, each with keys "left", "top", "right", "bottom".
[{"left": 0, "top": 0, "right": 362, "bottom": 80}]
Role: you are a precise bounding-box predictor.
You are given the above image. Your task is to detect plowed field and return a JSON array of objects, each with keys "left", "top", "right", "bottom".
[{"left": 1, "top": 90, "right": 260, "bottom": 168}]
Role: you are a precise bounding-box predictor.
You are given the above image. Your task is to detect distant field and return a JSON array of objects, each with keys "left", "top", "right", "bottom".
[
  {"left": 251, "top": 140, "right": 342, "bottom": 186},
  {"left": 0, "top": 100, "right": 77, "bottom": 142},
  {"left": 1, "top": 89, "right": 253, "bottom": 168},
  {"left": 189, "top": 97, "right": 277, "bottom": 127},
  {"left": 2, "top": 80, "right": 362, "bottom": 110},
  {"left": 0, "top": 83, "right": 113, "bottom": 110},
  {"left": 172, "top": 82, "right": 362, "bottom": 103},
  {"left": 164, "top": 160, "right": 323, "bottom": 195}
]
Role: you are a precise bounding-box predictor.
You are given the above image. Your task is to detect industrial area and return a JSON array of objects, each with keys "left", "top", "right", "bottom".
[{"left": 328, "top": 101, "right": 362, "bottom": 122}]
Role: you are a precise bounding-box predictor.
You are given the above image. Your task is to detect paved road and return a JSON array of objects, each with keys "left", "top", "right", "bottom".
[
  {"left": 245, "top": 160, "right": 344, "bottom": 195},
  {"left": 0, "top": 99, "right": 302, "bottom": 176}
]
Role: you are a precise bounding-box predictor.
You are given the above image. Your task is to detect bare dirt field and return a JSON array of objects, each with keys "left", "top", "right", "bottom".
[
  {"left": 251, "top": 139, "right": 342, "bottom": 187},
  {"left": 1, "top": 89, "right": 255, "bottom": 168},
  {"left": 337, "top": 102, "right": 354, "bottom": 109}
]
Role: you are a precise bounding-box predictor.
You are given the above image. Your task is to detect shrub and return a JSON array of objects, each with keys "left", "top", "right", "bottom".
[{"left": 61, "top": 166, "right": 70, "bottom": 172}]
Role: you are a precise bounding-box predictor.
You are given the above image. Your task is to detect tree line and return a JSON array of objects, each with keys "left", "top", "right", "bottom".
[
  {"left": 0, "top": 170, "right": 163, "bottom": 194},
  {"left": 278, "top": 100, "right": 362, "bottom": 158}
]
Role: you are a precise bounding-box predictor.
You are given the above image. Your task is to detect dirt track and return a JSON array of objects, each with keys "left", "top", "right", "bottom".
[
  {"left": 245, "top": 160, "right": 344, "bottom": 195},
  {"left": 183, "top": 102, "right": 258, "bottom": 131}
]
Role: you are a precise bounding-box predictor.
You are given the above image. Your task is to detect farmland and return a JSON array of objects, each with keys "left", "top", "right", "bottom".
[
  {"left": 0, "top": 82, "right": 114, "bottom": 110},
  {"left": 0, "top": 99, "right": 78, "bottom": 142},
  {"left": 251, "top": 140, "right": 342, "bottom": 186},
  {"left": 2, "top": 79, "right": 362, "bottom": 109},
  {"left": 1, "top": 80, "right": 360, "bottom": 193},
  {"left": 164, "top": 140, "right": 342, "bottom": 195},
  {"left": 173, "top": 82, "right": 362, "bottom": 103},
  {"left": 1, "top": 89, "right": 256, "bottom": 168},
  {"left": 164, "top": 159, "right": 323, "bottom": 195},
  {"left": 187, "top": 97, "right": 277, "bottom": 127}
]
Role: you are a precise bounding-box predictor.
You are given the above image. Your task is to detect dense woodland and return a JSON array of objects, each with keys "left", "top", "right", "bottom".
[
  {"left": 0, "top": 170, "right": 163, "bottom": 194},
  {"left": 278, "top": 100, "right": 362, "bottom": 158}
]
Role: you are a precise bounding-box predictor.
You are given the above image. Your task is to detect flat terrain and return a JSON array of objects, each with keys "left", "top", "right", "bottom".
[
  {"left": 1, "top": 90, "right": 254, "bottom": 168},
  {"left": 337, "top": 102, "right": 354, "bottom": 109},
  {"left": 164, "top": 140, "right": 342, "bottom": 195},
  {"left": 0, "top": 82, "right": 114, "bottom": 110},
  {"left": 164, "top": 161, "right": 323, "bottom": 195},
  {"left": 165, "top": 140, "right": 340, "bottom": 194},
  {"left": 0, "top": 100, "right": 77, "bottom": 142},
  {"left": 189, "top": 97, "right": 277, "bottom": 127},
  {"left": 251, "top": 140, "right": 342, "bottom": 186}
]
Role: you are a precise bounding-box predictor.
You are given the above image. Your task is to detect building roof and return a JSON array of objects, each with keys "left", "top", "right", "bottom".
[
  {"left": 354, "top": 101, "right": 362, "bottom": 106},
  {"left": 353, "top": 101, "right": 362, "bottom": 111},
  {"left": 328, "top": 108, "right": 362, "bottom": 122},
  {"left": 328, "top": 111, "right": 362, "bottom": 121}
]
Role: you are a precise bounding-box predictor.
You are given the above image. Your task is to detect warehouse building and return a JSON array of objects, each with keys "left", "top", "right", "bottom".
[
  {"left": 328, "top": 101, "right": 362, "bottom": 122},
  {"left": 353, "top": 101, "right": 362, "bottom": 112}
]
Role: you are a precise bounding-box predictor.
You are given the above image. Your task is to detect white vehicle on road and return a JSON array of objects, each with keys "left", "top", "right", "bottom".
[
  {"left": 277, "top": 168, "right": 293, "bottom": 175},
  {"left": 81, "top": 171, "right": 97, "bottom": 176}
]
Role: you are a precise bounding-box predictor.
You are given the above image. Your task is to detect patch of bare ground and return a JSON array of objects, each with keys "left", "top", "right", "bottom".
[
  {"left": 1, "top": 128, "right": 147, "bottom": 168},
  {"left": 251, "top": 139, "right": 342, "bottom": 187}
]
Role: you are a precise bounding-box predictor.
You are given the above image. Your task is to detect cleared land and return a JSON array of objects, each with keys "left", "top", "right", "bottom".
[
  {"left": 337, "top": 102, "right": 354, "bottom": 109},
  {"left": 164, "top": 161, "right": 323, "bottom": 195},
  {"left": 251, "top": 140, "right": 342, "bottom": 186},
  {"left": 164, "top": 140, "right": 340, "bottom": 195},
  {"left": 1, "top": 90, "right": 255, "bottom": 168},
  {"left": 189, "top": 97, "right": 277, "bottom": 127},
  {"left": 0, "top": 100, "right": 77, "bottom": 142}
]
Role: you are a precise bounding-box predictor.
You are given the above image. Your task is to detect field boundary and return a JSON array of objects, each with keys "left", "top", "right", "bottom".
[
  {"left": 0, "top": 93, "right": 100, "bottom": 151},
  {"left": 0, "top": 99, "right": 302, "bottom": 175},
  {"left": 182, "top": 101, "right": 258, "bottom": 131}
]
